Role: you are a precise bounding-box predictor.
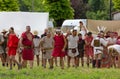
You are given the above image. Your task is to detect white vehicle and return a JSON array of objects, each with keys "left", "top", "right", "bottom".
[{"left": 61, "top": 19, "right": 87, "bottom": 35}]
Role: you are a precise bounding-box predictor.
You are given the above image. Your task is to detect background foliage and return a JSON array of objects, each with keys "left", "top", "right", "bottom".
[
  {"left": 86, "top": 0, "right": 110, "bottom": 20},
  {"left": 0, "top": 0, "right": 119, "bottom": 26},
  {"left": 113, "top": 0, "right": 120, "bottom": 11},
  {"left": 0, "top": 0, "right": 19, "bottom": 11},
  {"left": 44, "top": 0, "right": 74, "bottom": 27}
]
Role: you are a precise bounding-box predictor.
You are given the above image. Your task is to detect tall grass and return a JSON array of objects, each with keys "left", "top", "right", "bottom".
[{"left": 0, "top": 65, "right": 120, "bottom": 79}]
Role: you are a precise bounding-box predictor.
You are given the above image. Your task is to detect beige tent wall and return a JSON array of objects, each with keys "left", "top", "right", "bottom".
[{"left": 87, "top": 19, "right": 120, "bottom": 35}]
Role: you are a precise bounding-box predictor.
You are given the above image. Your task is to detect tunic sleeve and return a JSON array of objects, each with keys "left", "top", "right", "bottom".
[{"left": 100, "top": 38, "right": 108, "bottom": 47}]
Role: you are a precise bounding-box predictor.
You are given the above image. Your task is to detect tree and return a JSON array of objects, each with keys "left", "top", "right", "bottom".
[
  {"left": 86, "top": 11, "right": 108, "bottom": 20},
  {"left": 88, "top": 0, "right": 106, "bottom": 12},
  {"left": 19, "top": 0, "right": 46, "bottom": 12},
  {"left": 86, "top": 0, "right": 109, "bottom": 20},
  {"left": 113, "top": 0, "right": 120, "bottom": 11},
  {"left": 0, "top": 0, "right": 19, "bottom": 11},
  {"left": 70, "top": 0, "right": 88, "bottom": 19},
  {"left": 44, "top": 0, "right": 74, "bottom": 27}
]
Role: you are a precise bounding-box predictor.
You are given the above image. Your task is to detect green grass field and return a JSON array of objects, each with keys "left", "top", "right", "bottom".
[{"left": 0, "top": 65, "right": 120, "bottom": 79}]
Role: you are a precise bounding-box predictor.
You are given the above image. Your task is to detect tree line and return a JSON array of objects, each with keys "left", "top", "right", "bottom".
[{"left": 0, "top": 0, "right": 120, "bottom": 26}]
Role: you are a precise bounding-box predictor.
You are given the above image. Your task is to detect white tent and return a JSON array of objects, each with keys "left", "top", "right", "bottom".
[{"left": 0, "top": 12, "right": 49, "bottom": 36}]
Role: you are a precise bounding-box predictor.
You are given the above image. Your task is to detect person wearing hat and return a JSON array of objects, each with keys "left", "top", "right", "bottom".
[
  {"left": 1, "top": 29, "right": 7, "bottom": 33},
  {"left": 33, "top": 30, "right": 40, "bottom": 66}
]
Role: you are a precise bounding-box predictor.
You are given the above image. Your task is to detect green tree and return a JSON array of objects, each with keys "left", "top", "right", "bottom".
[
  {"left": 86, "top": 0, "right": 109, "bottom": 20},
  {"left": 88, "top": 0, "right": 106, "bottom": 12},
  {"left": 0, "top": 0, "right": 19, "bottom": 11},
  {"left": 113, "top": 0, "right": 120, "bottom": 11},
  {"left": 86, "top": 11, "right": 108, "bottom": 20},
  {"left": 44, "top": 0, "right": 74, "bottom": 27},
  {"left": 19, "top": 0, "right": 46, "bottom": 12}
]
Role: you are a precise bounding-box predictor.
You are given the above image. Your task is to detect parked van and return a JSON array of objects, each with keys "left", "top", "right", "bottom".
[{"left": 61, "top": 19, "right": 87, "bottom": 35}]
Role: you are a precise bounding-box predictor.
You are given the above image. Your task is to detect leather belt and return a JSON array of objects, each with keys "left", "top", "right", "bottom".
[{"left": 23, "top": 46, "right": 32, "bottom": 49}]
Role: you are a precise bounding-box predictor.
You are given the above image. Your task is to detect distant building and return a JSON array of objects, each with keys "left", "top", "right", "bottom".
[{"left": 112, "top": 11, "right": 120, "bottom": 20}]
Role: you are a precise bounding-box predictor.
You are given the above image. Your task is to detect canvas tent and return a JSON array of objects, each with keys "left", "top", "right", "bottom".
[
  {"left": 87, "top": 19, "right": 120, "bottom": 35},
  {"left": 0, "top": 12, "right": 49, "bottom": 36}
]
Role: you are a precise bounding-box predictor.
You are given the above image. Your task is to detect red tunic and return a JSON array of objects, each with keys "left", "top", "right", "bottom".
[
  {"left": 84, "top": 36, "right": 93, "bottom": 56},
  {"left": 52, "top": 34, "right": 66, "bottom": 57},
  {"left": 7, "top": 34, "right": 19, "bottom": 56},
  {"left": 21, "top": 32, "right": 34, "bottom": 60}
]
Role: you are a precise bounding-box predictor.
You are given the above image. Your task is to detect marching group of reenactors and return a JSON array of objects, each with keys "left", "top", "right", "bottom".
[{"left": 0, "top": 21, "right": 120, "bottom": 70}]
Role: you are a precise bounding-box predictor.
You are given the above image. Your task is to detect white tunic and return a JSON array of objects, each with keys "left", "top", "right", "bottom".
[
  {"left": 91, "top": 37, "right": 108, "bottom": 54},
  {"left": 106, "top": 37, "right": 117, "bottom": 44},
  {"left": 108, "top": 44, "right": 120, "bottom": 54},
  {"left": 33, "top": 37, "right": 40, "bottom": 55},
  {"left": 67, "top": 35, "right": 79, "bottom": 57},
  {"left": 41, "top": 36, "right": 54, "bottom": 59}
]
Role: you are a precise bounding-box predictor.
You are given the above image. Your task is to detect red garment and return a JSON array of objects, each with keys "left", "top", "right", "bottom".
[
  {"left": 7, "top": 34, "right": 19, "bottom": 56},
  {"left": 84, "top": 36, "right": 93, "bottom": 56},
  {"left": 8, "top": 47, "right": 17, "bottom": 56},
  {"left": 21, "top": 32, "right": 34, "bottom": 60},
  {"left": 52, "top": 34, "right": 66, "bottom": 57}
]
